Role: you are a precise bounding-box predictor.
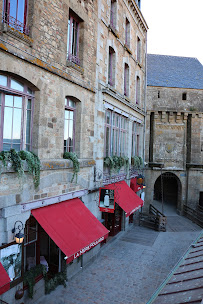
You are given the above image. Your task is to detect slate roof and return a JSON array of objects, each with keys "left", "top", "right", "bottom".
[
  {"left": 148, "top": 232, "right": 203, "bottom": 304},
  {"left": 147, "top": 54, "right": 203, "bottom": 89}
]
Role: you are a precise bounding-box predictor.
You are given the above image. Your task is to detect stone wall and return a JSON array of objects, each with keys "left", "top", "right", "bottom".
[{"left": 145, "top": 85, "right": 203, "bottom": 212}]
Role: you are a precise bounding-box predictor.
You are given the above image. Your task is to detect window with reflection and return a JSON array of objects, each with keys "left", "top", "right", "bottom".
[
  {"left": 0, "top": 74, "right": 34, "bottom": 151},
  {"left": 64, "top": 98, "right": 76, "bottom": 153},
  {"left": 104, "top": 110, "right": 128, "bottom": 157},
  {"left": 3, "top": 0, "right": 29, "bottom": 35}
]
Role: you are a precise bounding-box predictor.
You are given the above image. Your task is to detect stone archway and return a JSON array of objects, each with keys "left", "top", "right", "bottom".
[{"left": 154, "top": 172, "right": 182, "bottom": 211}]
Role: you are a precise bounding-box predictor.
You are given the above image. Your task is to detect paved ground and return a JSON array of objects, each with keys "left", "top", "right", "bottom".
[{"left": 36, "top": 203, "right": 202, "bottom": 304}]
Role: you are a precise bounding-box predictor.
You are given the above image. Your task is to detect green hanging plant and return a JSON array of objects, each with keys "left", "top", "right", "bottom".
[
  {"left": 19, "top": 150, "right": 41, "bottom": 188},
  {"left": 131, "top": 156, "right": 143, "bottom": 168},
  {"left": 0, "top": 149, "right": 41, "bottom": 188},
  {"left": 63, "top": 152, "right": 80, "bottom": 183},
  {"left": 24, "top": 264, "right": 47, "bottom": 299},
  {"left": 104, "top": 155, "right": 129, "bottom": 174}
]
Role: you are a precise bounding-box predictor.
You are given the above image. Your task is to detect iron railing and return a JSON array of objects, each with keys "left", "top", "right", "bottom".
[{"left": 2, "top": 12, "right": 29, "bottom": 35}]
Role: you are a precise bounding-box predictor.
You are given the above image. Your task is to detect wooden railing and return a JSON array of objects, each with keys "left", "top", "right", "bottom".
[
  {"left": 0, "top": 300, "right": 9, "bottom": 304},
  {"left": 139, "top": 204, "right": 167, "bottom": 231},
  {"left": 183, "top": 204, "right": 203, "bottom": 228}
]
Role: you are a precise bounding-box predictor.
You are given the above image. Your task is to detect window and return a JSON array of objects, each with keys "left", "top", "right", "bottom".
[
  {"left": 182, "top": 93, "right": 187, "bottom": 100},
  {"left": 158, "top": 91, "right": 160, "bottom": 98},
  {"left": 3, "top": 0, "right": 29, "bottom": 35},
  {"left": 136, "top": 76, "right": 140, "bottom": 104},
  {"left": 0, "top": 74, "right": 34, "bottom": 151},
  {"left": 67, "top": 12, "right": 81, "bottom": 65},
  {"left": 64, "top": 98, "right": 76, "bottom": 153},
  {"left": 24, "top": 216, "right": 38, "bottom": 271},
  {"left": 132, "top": 122, "right": 141, "bottom": 157},
  {"left": 125, "top": 18, "right": 130, "bottom": 48},
  {"left": 108, "top": 47, "right": 116, "bottom": 86},
  {"left": 104, "top": 110, "right": 128, "bottom": 157},
  {"left": 110, "top": 0, "right": 117, "bottom": 29},
  {"left": 137, "top": 37, "right": 141, "bottom": 62},
  {"left": 124, "top": 63, "right": 129, "bottom": 97}
]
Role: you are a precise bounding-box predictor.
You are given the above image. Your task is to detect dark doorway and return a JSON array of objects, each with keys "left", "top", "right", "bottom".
[
  {"left": 102, "top": 203, "right": 122, "bottom": 236},
  {"left": 154, "top": 173, "right": 179, "bottom": 208}
]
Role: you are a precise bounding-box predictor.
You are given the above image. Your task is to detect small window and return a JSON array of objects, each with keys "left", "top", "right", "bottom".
[
  {"left": 64, "top": 97, "right": 76, "bottom": 153},
  {"left": 137, "top": 37, "right": 141, "bottom": 62},
  {"left": 136, "top": 76, "right": 140, "bottom": 104},
  {"left": 124, "top": 63, "right": 129, "bottom": 97},
  {"left": 3, "top": 0, "right": 29, "bottom": 35},
  {"left": 125, "top": 18, "right": 130, "bottom": 48},
  {"left": 110, "top": 0, "right": 117, "bottom": 29},
  {"left": 108, "top": 47, "right": 116, "bottom": 86},
  {"left": 182, "top": 93, "right": 187, "bottom": 100},
  {"left": 67, "top": 12, "right": 81, "bottom": 65},
  {"left": 158, "top": 91, "right": 160, "bottom": 98}
]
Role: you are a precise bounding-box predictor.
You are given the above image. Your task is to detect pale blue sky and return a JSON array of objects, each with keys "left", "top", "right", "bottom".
[{"left": 141, "top": 0, "right": 203, "bottom": 65}]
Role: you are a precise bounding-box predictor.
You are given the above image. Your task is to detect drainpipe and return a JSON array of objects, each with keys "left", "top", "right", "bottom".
[{"left": 143, "top": 30, "right": 147, "bottom": 164}]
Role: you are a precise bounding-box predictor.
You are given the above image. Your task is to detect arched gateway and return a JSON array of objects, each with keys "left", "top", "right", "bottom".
[{"left": 153, "top": 172, "right": 182, "bottom": 211}]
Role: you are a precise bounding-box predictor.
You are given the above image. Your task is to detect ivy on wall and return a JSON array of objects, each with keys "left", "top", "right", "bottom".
[
  {"left": 104, "top": 155, "right": 129, "bottom": 174},
  {"left": 63, "top": 152, "right": 80, "bottom": 183},
  {"left": 0, "top": 149, "right": 41, "bottom": 188},
  {"left": 131, "top": 156, "right": 143, "bottom": 168}
]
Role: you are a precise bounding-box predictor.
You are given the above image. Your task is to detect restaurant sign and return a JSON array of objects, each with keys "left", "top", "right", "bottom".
[{"left": 99, "top": 188, "right": 115, "bottom": 213}]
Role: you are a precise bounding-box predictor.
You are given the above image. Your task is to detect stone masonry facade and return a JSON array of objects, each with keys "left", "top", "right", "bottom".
[
  {"left": 145, "top": 83, "right": 203, "bottom": 212},
  {"left": 0, "top": 0, "right": 148, "bottom": 303}
]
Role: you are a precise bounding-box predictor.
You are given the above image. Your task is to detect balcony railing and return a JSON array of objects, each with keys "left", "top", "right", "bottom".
[
  {"left": 67, "top": 52, "right": 80, "bottom": 66},
  {"left": 2, "top": 12, "right": 29, "bottom": 35}
]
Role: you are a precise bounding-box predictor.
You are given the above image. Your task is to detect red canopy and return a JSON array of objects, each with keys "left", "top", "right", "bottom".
[
  {"left": 0, "top": 262, "right": 10, "bottom": 295},
  {"left": 103, "top": 180, "right": 143, "bottom": 217},
  {"left": 130, "top": 177, "right": 143, "bottom": 193},
  {"left": 32, "top": 198, "right": 109, "bottom": 263}
]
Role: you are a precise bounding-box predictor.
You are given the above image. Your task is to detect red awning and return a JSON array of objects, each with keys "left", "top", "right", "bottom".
[
  {"left": 103, "top": 180, "right": 143, "bottom": 217},
  {"left": 130, "top": 177, "right": 143, "bottom": 193},
  {"left": 32, "top": 198, "right": 109, "bottom": 263},
  {"left": 0, "top": 262, "right": 10, "bottom": 295}
]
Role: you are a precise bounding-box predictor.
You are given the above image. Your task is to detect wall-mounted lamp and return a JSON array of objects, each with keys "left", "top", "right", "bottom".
[
  {"left": 137, "top": 174, "right": 146, "bottom": 188},
  {"left": 12, "top": 221, "right": 24, "bottom": 244}
]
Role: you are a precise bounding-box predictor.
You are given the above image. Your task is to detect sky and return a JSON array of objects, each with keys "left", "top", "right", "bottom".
[{"left": 141, "top": 0, "right": 203, "bottom": 65}]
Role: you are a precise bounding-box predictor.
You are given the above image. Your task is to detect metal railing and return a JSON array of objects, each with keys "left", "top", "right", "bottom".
[{"left": 2, "top": 12, "right": 29, "bottom": 35}]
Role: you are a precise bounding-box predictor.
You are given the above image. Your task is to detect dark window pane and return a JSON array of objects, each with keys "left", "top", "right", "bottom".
[
  {"left": 26, "top": 109, "right": 31, "bottom": 144},
  {"left": 3, "top": 143, "right": 11, "bottom": 151},
  {"left": 12, "top": 144, "right": 21, "bottom": 151},
  {"left": 27, "top": 99, "right": 32, "bottom": 110},
  {"left": 27, "top": 88, "right": 33, "bottom": 95}
]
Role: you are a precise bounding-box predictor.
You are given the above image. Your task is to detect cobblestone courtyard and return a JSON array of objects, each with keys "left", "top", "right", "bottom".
[{"left": 37, "top": 210, "right": 202, "bottom": 304}]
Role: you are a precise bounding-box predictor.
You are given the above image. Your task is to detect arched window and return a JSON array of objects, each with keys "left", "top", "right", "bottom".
[
  {"left": 64, "top": 97, "right": 76, "bottom": 153},
  {"left": 0, "top": 74, "right": 34, "bottom": 151}
]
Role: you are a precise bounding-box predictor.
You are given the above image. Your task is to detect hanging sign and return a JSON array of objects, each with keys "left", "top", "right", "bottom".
[{"left": 99, "top": 188, "right": 115, "bottom": 213}]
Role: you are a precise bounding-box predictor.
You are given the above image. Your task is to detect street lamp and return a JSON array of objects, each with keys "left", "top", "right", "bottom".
[{"left": 12, "top": 221, "right": 24, "bottom": 244}]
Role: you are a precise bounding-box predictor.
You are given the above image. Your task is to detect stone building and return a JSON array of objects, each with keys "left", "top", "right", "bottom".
[
  {"left": 145, "top": 54, "right": 203, "bottom": 216},
  {"left": 0, "top": 0, "right": 147, "bottom": 303},
  {"left": 94, "top": 0, "right": 148, "bottom": 235}
]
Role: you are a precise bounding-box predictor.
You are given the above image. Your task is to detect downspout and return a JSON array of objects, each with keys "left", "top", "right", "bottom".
[{"left": 143, "top": 31, "right": 147, "bottom": 164}]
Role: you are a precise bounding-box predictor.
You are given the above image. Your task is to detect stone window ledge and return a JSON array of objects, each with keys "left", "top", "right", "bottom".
[
  {"left": 2, "top": 23, "right": 33, "bottom": 46},
  {"left": 66, "top": 60, "right": 84, "bottom": 74},
  {"left": 0, "top": 158, "right": 95, "bottom": 173}
]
